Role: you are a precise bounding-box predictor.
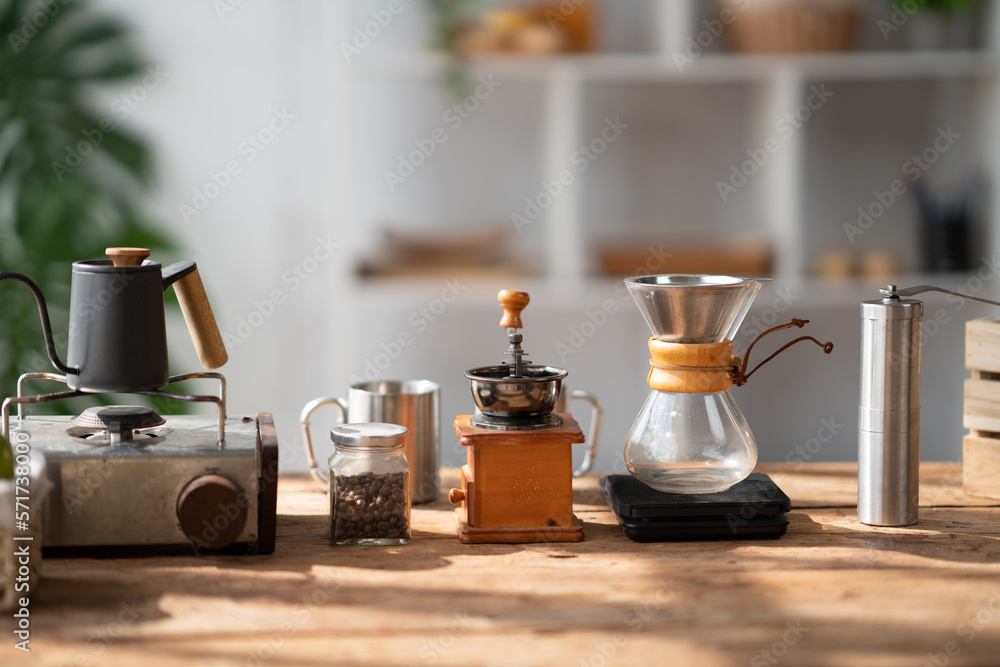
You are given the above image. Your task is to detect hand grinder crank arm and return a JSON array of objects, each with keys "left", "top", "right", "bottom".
[{"left": 883, "top": 284, "right": 1000, "bottom": 309}]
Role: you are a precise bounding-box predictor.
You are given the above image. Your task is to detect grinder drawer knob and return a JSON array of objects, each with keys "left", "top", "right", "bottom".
[
  {"left": 448, "top": 488, "right": 466, "bottom": 505},
  {"left": 177, "top": 474, "right": 248, "bottom": 550}
]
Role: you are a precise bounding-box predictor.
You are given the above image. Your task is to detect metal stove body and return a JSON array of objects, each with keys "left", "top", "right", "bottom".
[{"left": 3, "top": 372, "right": 277, "bottom": 556}]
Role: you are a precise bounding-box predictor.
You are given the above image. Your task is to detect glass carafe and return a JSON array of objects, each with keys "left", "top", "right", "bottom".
[
  {"left": 625, "top": 389, "right": 756, "bottom": 493},
  {"left": 623, "top": 275, "right": 764, "bottom": 494}
]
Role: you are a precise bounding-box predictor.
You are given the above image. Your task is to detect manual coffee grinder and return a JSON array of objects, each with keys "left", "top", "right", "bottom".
[
  {"left": 858, "top": 283, "right": 1000, "bottom": 527},
  {"left": 603, "top": 275, "right": 833, "bottom": 541},
  {"left": 448, "top": 290, "right": 592, "bottom": 544}
]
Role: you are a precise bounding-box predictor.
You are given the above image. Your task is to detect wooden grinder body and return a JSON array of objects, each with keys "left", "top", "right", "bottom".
[{"left": 451, "top": 414, "right": 585, "bottom": 543}]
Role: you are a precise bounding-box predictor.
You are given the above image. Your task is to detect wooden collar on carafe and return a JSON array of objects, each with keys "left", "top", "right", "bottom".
[
  {"left": 646, "top": 339, "right": 737, "bottom": 393},
  {"left": 645, "top": 318, "right": 836, "bottom": 393}
]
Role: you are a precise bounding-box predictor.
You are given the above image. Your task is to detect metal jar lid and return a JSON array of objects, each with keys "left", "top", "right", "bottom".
[{"left": 330, "top": 422, "right": 407, "bottom": 449}]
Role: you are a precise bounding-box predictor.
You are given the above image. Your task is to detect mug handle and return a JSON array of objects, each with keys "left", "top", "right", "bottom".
[
  {"left": 300, "top": 397, "right": 348, "bottom": 485},
  {"left": 568, "top": 389, "right": 603, "bottom": 477}
]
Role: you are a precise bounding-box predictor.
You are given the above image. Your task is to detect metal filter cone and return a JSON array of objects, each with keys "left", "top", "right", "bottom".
[{"left": 625, "top": 275, "right": 765, "bottom": 343}]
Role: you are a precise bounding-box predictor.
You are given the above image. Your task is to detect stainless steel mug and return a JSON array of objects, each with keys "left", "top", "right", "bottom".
[
  {"left": 302, "top": 380, "right": 440, "bottom": 504},
  {"left": 555, "top": 389, "right": 603, "bottom": 477}
]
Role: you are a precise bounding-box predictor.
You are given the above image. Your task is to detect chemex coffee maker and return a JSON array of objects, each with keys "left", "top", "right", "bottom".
[
  {"left": 604, "top": 275, "right": 833, "bottom": 542},
  {"left": 448, "top": 290, "right": 599, "bottom": 544},
  {"left": 0, "top": 248, "right": 277, "bottom": 556}
]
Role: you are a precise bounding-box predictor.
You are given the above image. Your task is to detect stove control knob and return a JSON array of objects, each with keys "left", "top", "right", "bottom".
[{"left": 176, "top": 474, "right": 248, "bottom": 550}]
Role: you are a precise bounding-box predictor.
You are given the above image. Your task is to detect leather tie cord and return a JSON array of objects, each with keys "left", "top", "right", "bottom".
[{"left": 732, "top": 318, "right": 834, "bottom": 387}]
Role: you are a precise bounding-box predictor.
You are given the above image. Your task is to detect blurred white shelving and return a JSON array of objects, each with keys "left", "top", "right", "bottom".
[
  {"left": 350, "top": 47, "right": 1000, "bottom": 290},
  {"left": 357, "top": 50, "right": 1000, "bottom": 82},
  {"left": 335, "top": 0, "right": 1000, "bottom": 468}
]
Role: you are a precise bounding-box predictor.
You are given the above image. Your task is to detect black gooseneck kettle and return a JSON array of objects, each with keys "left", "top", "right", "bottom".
[{"left": 0, "top": 247, "right": 228, "bottom": 393}]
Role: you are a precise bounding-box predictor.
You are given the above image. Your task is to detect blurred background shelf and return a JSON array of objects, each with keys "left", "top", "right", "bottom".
[
  {"left": 357, "top": 50, "right": 1000, "bottom": 82},
  {"left": 341, "top": 0, "right": 1000, "bottom": 472},
  {"left": 56, "top": 0, "right": 998, "bottom": 475}
]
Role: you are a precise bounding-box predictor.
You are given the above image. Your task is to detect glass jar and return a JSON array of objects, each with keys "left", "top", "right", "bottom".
[{"left": 329, "top": 423, "right": 410, "bottom": 545}]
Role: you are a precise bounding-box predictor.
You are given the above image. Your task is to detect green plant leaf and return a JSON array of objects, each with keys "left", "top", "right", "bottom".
[{"left": 0, "top": 432, "right": 13, "bottom": 478}]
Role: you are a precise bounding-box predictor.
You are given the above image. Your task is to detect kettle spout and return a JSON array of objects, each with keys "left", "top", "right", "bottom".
[{"left": 0, "top": 272, "right": 79, "bottom": 376}]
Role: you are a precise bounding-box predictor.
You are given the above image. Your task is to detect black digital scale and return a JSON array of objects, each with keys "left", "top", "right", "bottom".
[{"left": 602, "top": 473, "right": 791, "bottom": 542}]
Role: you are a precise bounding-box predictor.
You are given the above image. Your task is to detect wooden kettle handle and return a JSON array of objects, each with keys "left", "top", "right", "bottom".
[
  {"left": 497, "top": 290, "right": 529, "bottom": 329},
  {"left": 106, "top": 247, "right": 150, "bottom": 267},
  {"left": 174, "top": 269, "right": 229, "bottom": 370}
]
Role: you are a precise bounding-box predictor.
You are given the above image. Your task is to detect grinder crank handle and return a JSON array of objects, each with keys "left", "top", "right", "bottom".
[
  {"left": 567, "top": 389, "right": 603, "bottom": 478},
  {"left": 884, "top": 284, "right": 1000, "bottom": 309},
  {"left": 162, "top": 261, "right": 229, "bottom": 370},
  {"left": 300, "top": 397, "right": 349, "bottom": 486}
]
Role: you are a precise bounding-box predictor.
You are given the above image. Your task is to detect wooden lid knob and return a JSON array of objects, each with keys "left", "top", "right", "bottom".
[
  {"left": 498, "top": 290, "right": 529, "bottom": 328},
  {"left": 106, "top": 247, "right": 150, "bottom": 267}
]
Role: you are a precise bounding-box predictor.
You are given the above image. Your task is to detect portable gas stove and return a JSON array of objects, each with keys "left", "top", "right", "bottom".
[{"left": 2, "top": 372, "right": 277, "bottom": 556}]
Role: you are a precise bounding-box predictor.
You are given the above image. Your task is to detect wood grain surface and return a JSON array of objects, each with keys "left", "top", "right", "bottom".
[{"left": 4, "top": 463, "right": 1000, "bottom": 667}]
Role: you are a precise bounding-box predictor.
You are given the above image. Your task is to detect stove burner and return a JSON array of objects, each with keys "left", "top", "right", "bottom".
[
  {"left": 470, "top": 411, "right": 563, "bottom": 431},
  {"left": 71, "top": 405, "right": 166, "bottom": 444}
]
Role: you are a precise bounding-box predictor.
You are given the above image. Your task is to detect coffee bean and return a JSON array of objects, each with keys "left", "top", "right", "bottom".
[{"left": 331, "top": 471, "right": 410, "bottom": 543}]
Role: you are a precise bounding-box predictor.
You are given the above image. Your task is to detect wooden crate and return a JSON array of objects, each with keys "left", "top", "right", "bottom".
[{"left": 963, "top": 318, "right": 1000, "bottom": 499}]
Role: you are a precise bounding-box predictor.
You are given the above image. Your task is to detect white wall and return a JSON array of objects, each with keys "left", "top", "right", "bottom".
[{"left": 93, "top": 0, "right": 352, "bottom": 473}]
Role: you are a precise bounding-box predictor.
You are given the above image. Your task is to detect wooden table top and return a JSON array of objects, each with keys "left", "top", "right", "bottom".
[{"left": 6, "top": 463, "right": 1000, "bottom": 667}]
